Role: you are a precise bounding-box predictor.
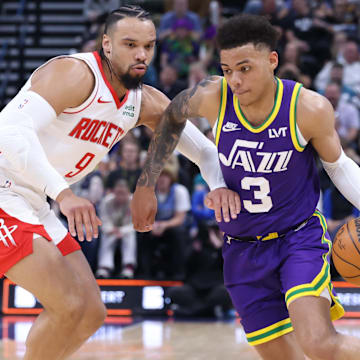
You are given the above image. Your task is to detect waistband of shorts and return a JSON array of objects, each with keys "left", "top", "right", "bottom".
[{"left": 226, "top": 214, "right": 313, "bottom": 243}]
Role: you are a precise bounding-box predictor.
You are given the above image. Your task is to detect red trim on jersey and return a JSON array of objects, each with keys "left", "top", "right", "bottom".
[
  {"left": 57, "top": 232, "right": 81, "bottom": 256},
  {"left": 93, "top": 51, "right": 129, "bottom": 109},
  {"left": 0, "top": 208, "right": 52, "bottom": 277},
  {"left": 63, "top": 73, "right": 99, "bottom": 114}
]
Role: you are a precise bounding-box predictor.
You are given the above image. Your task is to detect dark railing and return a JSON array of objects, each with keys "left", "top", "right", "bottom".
[{"left": 0, "top": 0, "right": 28, "bottom": 108}]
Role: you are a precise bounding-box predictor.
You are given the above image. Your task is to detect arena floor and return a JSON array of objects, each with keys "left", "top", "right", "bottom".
[{"left": 0, "top": 317, "right": 359, "bottom": 359}]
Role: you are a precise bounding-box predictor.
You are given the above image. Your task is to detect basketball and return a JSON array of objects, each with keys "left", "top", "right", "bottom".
[{"left": 332, "top": 218, "right": 360, "bottom": 285}]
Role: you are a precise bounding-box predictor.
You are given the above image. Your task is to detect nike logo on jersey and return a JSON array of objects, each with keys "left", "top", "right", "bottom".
[
  {"left": 222, "top": 122, "right": 241, "bottom": 132},
  {"left": 97, "top": 97, "right": 112, "bottom": 104}
]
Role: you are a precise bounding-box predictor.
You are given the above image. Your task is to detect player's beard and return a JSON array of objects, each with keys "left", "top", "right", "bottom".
[{"left": 119, "top": 70, "right": 144, "bottom": 90}]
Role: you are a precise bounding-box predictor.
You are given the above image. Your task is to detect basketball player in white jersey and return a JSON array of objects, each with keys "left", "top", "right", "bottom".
[{"left": 0, "top": 5, "right": 240, "bottom": 359}]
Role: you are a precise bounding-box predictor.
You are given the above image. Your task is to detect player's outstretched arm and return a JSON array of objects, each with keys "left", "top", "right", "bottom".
[
  {"left": 131, "top": 79, "right": 241, "bottom": 231},
  {"left": 299, "top": 88, "right": 360, "bottom": 210}
]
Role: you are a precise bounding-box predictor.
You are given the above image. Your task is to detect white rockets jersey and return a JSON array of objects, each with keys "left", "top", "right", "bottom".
[{"left": 0, "top": 51, "right": 142, "bottom": 208}]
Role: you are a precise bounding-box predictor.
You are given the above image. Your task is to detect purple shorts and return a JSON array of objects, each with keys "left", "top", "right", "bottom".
[{"left": 222, "top": 210, "right": 344, "bottom": 346}]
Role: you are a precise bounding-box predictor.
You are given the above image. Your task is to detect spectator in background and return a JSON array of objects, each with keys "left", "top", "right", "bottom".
[
  {"left": 277, "top": 41, "right": 311, "bottom": 87},
  {"left": 316, "top": 40, "right": 360, "bottom": 95},
  {"left": 243, "top": 0, "right": 287, "bottom": 22},
  {"left": 96, "top": 180, "right": 136, "bottom": 279},
  {"left": 69, "top": 161, "right": 107, "bottom": 272},
  {"left": 106, "top": 140, "right": 142, "bottom": 193},
  {"left": 199, "top": 24, "right": 221, "bottom": 75},
  {"left": 323, "top": 0, "right": 359, "bottom": 38},
  {"left": 138, "top": 165, "right": 191, "bottom": 280},
  {"left": 157, "top": 65, "right": 187, "bottom": 100},
  {"left": 188, "top": 61, "right": 208, "bottom": 88},
  {"left": 279, "top": 0, "right": 334, "bottom": 77},
  {"left": 314, "top": 31, "right": 348, "bottom": 92},
  {"left": 341, "top": 40, "right": 360, "bottom": 93},
  {"left": 316, "top": 63, "right": 360, "bottom": 110},
  {"left": 158, "top": 0, "right": 202, "bottom": 41},
  {"left": 324, "top": 82, "right": 360, "bottom": 147},
  {"left": 167, "top": 223, "right": 232, "bottom": 318},
  {"left": 160, "top": 18, "right": 200, "bottom": 80}
]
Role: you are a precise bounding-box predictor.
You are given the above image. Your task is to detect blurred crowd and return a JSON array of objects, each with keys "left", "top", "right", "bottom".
[{"left": 49, "top": 0, "right": 360, "bottom": 316}]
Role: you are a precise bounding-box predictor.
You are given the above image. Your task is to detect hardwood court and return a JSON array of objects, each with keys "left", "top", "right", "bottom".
[{"left": 0, "top": 318, "right": 359, "bottom": 359}]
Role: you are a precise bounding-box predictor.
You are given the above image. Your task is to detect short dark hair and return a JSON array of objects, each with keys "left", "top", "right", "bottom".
[
  {"left": 216, "top": 14, "right": 279, "bottom": 51},
  {"left": 100, "top": 5, "right": 151, "bottom": 59},
  {"left": 104, "top": 5, "right": 151, "bottom": 34}
]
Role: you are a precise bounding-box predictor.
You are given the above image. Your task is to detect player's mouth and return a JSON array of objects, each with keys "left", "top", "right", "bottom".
[
  {"left": 131, "top": 64, "right": 147, "bottom": 75},
  {"left": 234, "top": 89, "right": 249, "bottom": 96}
]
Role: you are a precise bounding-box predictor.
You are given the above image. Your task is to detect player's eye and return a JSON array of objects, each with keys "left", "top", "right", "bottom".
[
  {"left": 241, "top": 66, "right": 250, "bottom": 72},
  {"left": 222, "top": 69, "right": 231, "bottom": 74}
]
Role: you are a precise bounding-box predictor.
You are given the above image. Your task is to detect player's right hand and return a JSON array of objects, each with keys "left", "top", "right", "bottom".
[
  {"left": 131, "top": 186, "right": 157, "bottom": 232},
  {"left": 56, "top": 188, "right": 102, "bottom": 241},
  {"left": 204, "top": 187, "right": 241, "bottom": 223}
]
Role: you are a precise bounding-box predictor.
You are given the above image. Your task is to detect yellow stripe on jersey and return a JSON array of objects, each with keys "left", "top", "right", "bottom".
[
  {"left": 289, "top": 83, "right": 305, "bottom": 152},
  {"left": 233, "top": 77, "right": 284, "bottom": 133},
  {"left": 215, "top": 77, "right": 228, "bottom": 146}
]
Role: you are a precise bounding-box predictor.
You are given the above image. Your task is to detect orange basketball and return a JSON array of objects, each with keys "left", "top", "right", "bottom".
[{"left": 332, "top": 218, "right": 360, "bottom": 285}]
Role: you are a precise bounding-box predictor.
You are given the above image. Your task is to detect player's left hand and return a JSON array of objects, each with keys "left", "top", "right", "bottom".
[
  {"left": 205, "top": 187, "right": 241, "bottom": 223},
  {"left": 131, "top": 186, "right": 157, "bottom": 232}
]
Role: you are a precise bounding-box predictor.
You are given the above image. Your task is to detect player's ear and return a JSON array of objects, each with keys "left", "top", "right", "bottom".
[
  {"left": 102, "top": 34, "right": 112, "bottom": 55},
  {"left": 269, "top": 51, "right": 278, "bottom": 71}
]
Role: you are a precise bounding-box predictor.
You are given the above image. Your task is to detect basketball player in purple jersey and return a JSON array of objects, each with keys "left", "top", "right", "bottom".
[{"left": 132, "top": 14, "right": 360, "bottom": 360}]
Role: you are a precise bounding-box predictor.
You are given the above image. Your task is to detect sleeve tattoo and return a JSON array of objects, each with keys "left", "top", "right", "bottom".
[{"left": 137, "top": 77, "right": 214, "bottom": 187}]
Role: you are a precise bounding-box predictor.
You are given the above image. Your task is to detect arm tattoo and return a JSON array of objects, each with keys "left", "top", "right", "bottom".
[{"left": 137, "top": 77, "right": 213, "bottom": 187}]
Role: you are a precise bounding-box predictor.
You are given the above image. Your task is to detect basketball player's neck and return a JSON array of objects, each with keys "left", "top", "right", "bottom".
[
  {"left": 101, "top": 58, "right": 128, "bottom": 101},
  {"left": 238, "top": 77, "right": 277, "bottom": 127}
]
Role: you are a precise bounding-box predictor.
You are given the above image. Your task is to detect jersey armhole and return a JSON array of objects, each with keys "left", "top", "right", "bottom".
[
  {"left": 214, "top": 78, "right": 227, "bottom": 146},
  {"left": 62, "top": 56, "right": 99, "bottom": 114},
  {"left": 290, "top": 83, "right": 307, "bottom": 152}
]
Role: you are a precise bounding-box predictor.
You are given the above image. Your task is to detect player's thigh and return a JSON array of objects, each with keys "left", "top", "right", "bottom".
[
  {"left": 5, "top": 237, "right": 84, "bottom": 312},
  {"left": 254, "top": 331, "right": 305, "bottom": 360},
  {"left": 288, "top": 296, "right": 336, "bottom": 352}
]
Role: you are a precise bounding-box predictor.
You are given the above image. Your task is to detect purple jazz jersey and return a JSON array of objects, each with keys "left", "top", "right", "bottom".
[
  {"left": 215, "top": 78, "right": 319, "bottom": 237},
  {"left": 214, "top": 78, "right": 344, "bottom": 346}
]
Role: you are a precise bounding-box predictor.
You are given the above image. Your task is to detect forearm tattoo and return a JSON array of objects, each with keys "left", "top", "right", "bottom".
[{"left": 137, "top": 77, "right": 214, "bottom": 187}]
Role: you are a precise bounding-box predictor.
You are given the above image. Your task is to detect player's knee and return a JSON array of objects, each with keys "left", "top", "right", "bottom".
[
  {"left": 77, "top": 295, "right": 106, "bottom": 335},
  {"left": 84, "top": 300, "right": 107, "bottom": 331},
  {"left": 49, "top": 293, "right": 85, "bottom": 329},
  {"left": 298, "top": 333, "right": 337, "bottom": 360}
]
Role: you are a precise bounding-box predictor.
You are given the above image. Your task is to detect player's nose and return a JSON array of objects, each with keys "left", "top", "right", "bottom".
[
  {"left": 230, "top": 72, "right": 243, "bottom": 87},
  {"left": 135, "top": 48, "right": 147, "bottom": 62}
]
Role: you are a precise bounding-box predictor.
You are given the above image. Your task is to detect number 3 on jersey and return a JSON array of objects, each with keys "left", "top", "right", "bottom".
[
  {"left": 241, "top": 176, "right": 273, "bottom": 213},
  {"left": 65, "top": 152, "right": 95, "bottom": 178}
]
